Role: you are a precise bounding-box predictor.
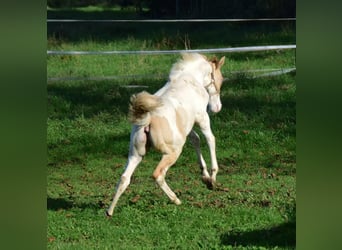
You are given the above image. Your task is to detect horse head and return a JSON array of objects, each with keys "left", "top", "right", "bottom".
[{"left": 206, "top": 56, "right": 225, "bottom": 113}]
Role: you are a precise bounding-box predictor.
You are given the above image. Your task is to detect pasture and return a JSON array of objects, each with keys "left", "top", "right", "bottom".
[{"left": 47, "top": 7, "right": 296, "bottom": 249}]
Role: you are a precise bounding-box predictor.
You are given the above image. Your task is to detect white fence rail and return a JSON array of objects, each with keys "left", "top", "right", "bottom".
[
  {"left": 47, "top": 18, "right": 296, "bottom": 23},
  {"left": 48, "top": 45, "right": 296, "bottom": 56}
]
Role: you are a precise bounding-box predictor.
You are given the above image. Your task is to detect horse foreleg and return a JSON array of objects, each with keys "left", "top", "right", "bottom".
[
  {"left": 106, "top": 126, "right": 146, "bottom": 217},
  {"left": 152, "top": 152, "right": 181, "bottom": 205},
  {"left": 198, "top": 115, "right": 219, "bottom": 189},
  {"left": 188, "top": 130, "right": 211, "bottom": 182}
]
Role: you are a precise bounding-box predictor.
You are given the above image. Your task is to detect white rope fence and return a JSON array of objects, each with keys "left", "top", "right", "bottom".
[
  {"left": 47, "top": 18, "right": 296, "bottom": 23},
  {"left": 48, "top": 44, "right": 296, "bottom": 56},
  {"left": 48, "top": 17, "right": 296, "bottom": 84}
]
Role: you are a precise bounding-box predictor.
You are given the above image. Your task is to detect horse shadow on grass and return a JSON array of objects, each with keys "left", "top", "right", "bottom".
[
  {"left": 220, "top": 203, "right": 296, "bottom": 248},
  {"left": 47, "top": 197, "right": 74, "bottom": 210},
  {"left": 220, "top": 220, "right": 296, "bottom": 248},
  {"left": 47, "top": 197, "right": 107, "bottom": 211}
]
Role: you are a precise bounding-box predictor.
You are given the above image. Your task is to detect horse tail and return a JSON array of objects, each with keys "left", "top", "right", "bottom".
[{"left": 128, "top": 91, "right": 162, "bottom": 126}]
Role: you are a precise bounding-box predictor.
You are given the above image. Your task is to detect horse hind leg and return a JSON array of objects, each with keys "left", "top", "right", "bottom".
[
  {"left": 152, "top": 151, "right": 182, "bottom": 205},
  {"left": 188, "top": 130, "right": 213, "bottom": 189},
  {"left": 106, "top": 155, "right": 141, "bottom": 217},
  {"left": 106, "top": 126, "right": 147, "bottom": 217}
]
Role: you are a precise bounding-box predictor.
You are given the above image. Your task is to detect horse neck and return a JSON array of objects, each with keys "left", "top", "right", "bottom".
[
  {"left": 186, "top": 61, "right": 211, "bottom": 87},
  {"left": 171, "top": 67, "right": 208, "bottom": 88},
  {"left": 157, "top": 60, "right": 211, "bottom": 95}
]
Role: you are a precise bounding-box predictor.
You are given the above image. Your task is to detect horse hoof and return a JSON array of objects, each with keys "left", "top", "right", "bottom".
[
  {"left": 202, "top": 176, "right": 215, "bottom": 190},
  {"left": 206, "top": 181, "right": 215, "bottom": 190},
  {"left": 174, "top": 198, "right": 182, "bottom": 205},
  {"left": 105, "top": 210, "right": 112, "bottom": 218}
]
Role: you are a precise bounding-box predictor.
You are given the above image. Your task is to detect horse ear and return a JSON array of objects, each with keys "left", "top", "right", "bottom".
[
  {"left": 218, "top": 56, "right": 225, "bottom": 68},
  {"left": 209, "top": 56, "right": 217, "bottom": 66}
]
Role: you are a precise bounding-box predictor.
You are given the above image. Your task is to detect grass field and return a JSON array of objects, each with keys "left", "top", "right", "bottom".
[{"left": 47, "top": 7, "right": 296, "bottom": 249}]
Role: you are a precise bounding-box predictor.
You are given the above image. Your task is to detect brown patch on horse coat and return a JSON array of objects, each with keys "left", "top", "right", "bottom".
[
  {"left": 152, "top": 152, "right": 178, "bottom": 179},
  {"left": 175, "top": 107, "right": 187, "bottom": 140},
  {"left": 149, "top": 115, "right": 174, "bottom": 154}
]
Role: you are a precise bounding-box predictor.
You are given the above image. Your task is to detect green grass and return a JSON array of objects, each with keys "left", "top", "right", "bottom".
[
  {"left": 47, "top": 50, "right": 295, "bottom": 82},
  {"left": 47, "top": 73, "right": 295, "bottom": 249},
  {"left": 47, "top": 9, "right": 295, "bottom": 249}
]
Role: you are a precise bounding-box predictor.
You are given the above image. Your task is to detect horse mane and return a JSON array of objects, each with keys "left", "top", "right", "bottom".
[{"left": 169, "top": 53, "right": 209, "bottom": 82}]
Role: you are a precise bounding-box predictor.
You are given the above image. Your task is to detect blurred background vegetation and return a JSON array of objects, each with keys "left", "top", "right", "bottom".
[{"left": 47, "top": 0, "right": 296, "bottom": 19}]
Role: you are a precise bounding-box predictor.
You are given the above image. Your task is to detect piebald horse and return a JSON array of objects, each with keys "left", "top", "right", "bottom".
[{"left": 107, "top": 53, "right": 225, "bottom": 216}]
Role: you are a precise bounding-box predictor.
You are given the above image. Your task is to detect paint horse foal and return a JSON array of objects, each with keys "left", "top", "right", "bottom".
[{"left": 107, "top": 53, "right": 225, "bottom": 216}]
